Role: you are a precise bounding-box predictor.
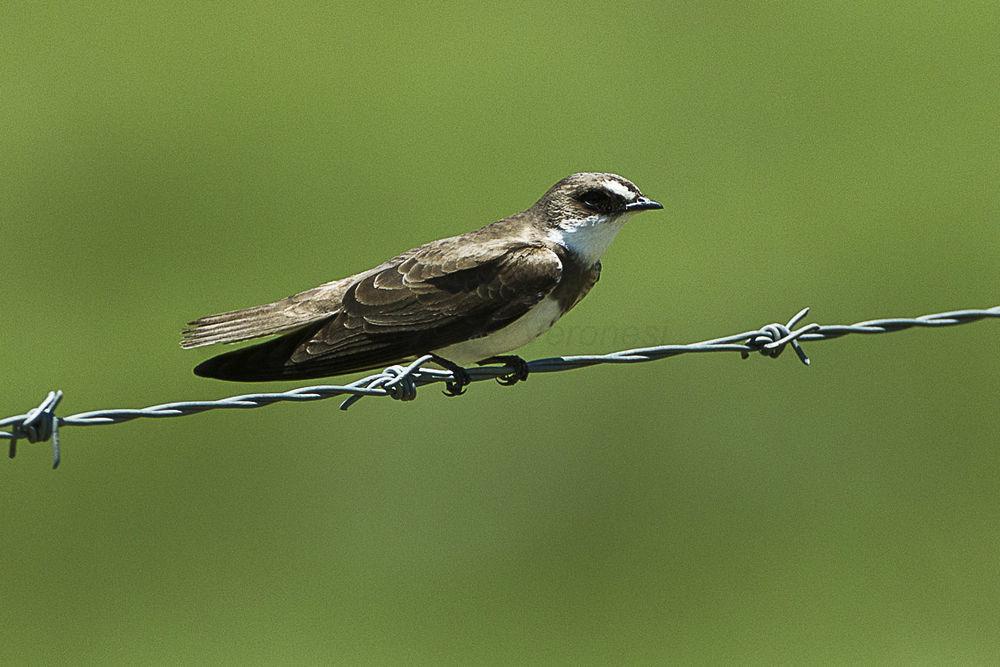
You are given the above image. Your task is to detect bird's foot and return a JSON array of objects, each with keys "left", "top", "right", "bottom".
[
  {"left": 429, "top": 354, "right": 472, "bottom": 397},
  {"left": 479, "top": 355, "right": 530, "bottom": 386}
]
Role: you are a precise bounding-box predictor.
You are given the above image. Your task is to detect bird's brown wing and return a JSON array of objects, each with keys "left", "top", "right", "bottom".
[
  {"left": 180, "top": 276, "right": 361, "bottom": 349},
  {"left": 193, "top": 242, "right": 563, "bottom": 381}
]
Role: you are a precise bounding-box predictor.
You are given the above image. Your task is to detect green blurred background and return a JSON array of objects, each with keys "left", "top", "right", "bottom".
[{"left": 2, "top": 2, "right": 999, "bottom": 663}]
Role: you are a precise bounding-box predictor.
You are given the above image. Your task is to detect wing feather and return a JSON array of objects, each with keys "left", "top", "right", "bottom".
[
  {"left": 181, "top": 275, "right": 362, "bottom": 348},
  {"left": 291, "top": 243, "right": 561, "bottom": 365},
  {"left": 191, "top": 234, "right": 564, "bottom": 381}
]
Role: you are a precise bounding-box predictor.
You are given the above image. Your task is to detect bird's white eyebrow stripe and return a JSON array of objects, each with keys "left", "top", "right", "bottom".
[{"left": 602, "top": 179, "right": 637, "bottom": 200}]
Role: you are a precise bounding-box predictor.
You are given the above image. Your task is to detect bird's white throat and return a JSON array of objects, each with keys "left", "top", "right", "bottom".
[{"left": 548, "top": 213, "right": 631, "bottom": 265}]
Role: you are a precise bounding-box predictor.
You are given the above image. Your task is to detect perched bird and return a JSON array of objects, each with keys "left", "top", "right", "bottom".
[{"left": 182, "top": 172, "right": 662, "bottom": 391}]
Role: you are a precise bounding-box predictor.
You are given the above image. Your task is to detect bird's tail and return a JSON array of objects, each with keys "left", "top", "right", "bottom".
[
  {"left": 192, "top": 320, "right": 330, "bottom": 381},
  {"left": 181, "top": 298, "right": 319, "bottom": 349},
  {"left": 192, "top": 318, "right": 413, "bottom": 381}
]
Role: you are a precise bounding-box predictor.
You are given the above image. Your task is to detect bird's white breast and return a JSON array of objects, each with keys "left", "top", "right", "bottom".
[
  {"left": 432, "top": 295, "right": 565, "bottom": 364},
  {"left": 433, "top": 214, "right": 628, "bottom": 365}
]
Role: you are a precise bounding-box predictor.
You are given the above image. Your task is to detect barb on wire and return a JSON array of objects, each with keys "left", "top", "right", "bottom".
[{"left": 3, "top": 305, "right": 998, "bottom": 468}]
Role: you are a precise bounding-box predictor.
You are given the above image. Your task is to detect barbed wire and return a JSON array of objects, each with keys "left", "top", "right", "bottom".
[{"left": 3, "top": 305, "right": 998, "bottom": 469}]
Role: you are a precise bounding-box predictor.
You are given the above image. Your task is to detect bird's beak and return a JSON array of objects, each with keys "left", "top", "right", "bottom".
[{"left": 625, "top": 196, "right": 663, "bottom": 212}]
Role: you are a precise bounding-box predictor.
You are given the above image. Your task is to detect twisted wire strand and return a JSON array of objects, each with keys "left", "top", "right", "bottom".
[{"left": 3, "top": 306, "right": 998, "bottom": 468}]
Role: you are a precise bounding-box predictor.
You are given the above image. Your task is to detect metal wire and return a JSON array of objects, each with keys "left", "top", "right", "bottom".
[{"left": 3, "top": 305, "right": 998, "bottom": 469}]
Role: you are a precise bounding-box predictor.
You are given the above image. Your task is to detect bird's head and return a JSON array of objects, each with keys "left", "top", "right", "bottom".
[
  {"left": 540, "top": 172, "right": 663, "bottom": 221},
  {"left": 536, "top": 172, "right": 662, "bottom": 263}
]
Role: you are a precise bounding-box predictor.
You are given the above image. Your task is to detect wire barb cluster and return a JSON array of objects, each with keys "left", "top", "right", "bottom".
[{"left": 3, "top": 306, "right": 998, "bottom": 469}]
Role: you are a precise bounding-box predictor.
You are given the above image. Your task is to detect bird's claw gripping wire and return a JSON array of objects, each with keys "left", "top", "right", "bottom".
[
  {"left": 442, "top": 368, "right": 472, "bottom": 396},
  {"left": 741, "top": 307, "right": 819, "bottom": 366},
  {"left": 479, "top": 355, "right": 530, "bottom": 386},
  {"left": 443, "top": 377, "right": 470, "bottom": 396},
  {"left": 426, "top": 354, "right": 472, "bottom": 396},
  {"left": 7, "top": 391, "right": 63, "bottom": 469}
]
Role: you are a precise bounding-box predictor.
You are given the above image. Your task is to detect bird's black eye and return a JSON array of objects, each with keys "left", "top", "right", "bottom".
[{"left": 578, "top": 188, "right": 614, "bottom": 212}]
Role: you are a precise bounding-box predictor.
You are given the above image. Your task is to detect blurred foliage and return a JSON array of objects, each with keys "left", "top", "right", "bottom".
[{"left": 2, "top": 2, "right": 998, "bottom": 663}]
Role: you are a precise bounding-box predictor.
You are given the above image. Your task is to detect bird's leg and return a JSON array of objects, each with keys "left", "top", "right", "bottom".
[
  {"left": 478, "top": 355, "right": 530, "bottom": 386},
  {"left": 428, "top": 354, "right": 472, "bottom": 397}
]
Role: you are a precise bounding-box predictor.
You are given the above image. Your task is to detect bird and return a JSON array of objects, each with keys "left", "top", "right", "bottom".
[{"left": 182, "top": 172, "right": 662, "bottom": 392}]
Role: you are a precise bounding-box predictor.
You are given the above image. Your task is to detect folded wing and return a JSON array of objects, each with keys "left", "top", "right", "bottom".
[{"left": 192, "top": 242, "right": 563, "bottom": 381}]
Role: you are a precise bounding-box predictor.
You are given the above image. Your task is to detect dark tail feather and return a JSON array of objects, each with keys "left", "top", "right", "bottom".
[
  {"left": 193, "top": 318, "right": 412, "bottom": 382},
  {"left": 194, "top": 322, "right": 328, "bottom": 382}
]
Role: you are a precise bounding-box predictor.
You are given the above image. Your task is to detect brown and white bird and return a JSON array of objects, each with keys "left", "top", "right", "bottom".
[{"left": 182, "top": 172, "right": 662, "bottom": 386}]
